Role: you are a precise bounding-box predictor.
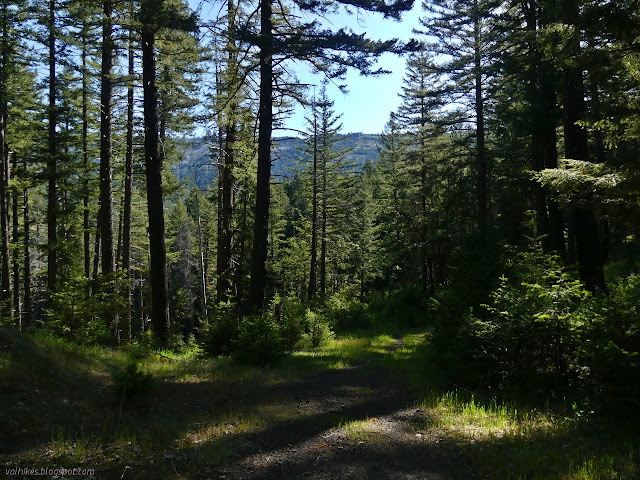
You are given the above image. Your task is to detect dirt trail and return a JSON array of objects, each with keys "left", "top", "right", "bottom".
[{"left": 213, "top": 339, "right": 477, "bottom": 480}]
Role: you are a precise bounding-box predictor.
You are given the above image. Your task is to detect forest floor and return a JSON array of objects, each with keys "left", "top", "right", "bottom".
[{"left": 1, "top": 327, "right": 638, "bottom": 480}]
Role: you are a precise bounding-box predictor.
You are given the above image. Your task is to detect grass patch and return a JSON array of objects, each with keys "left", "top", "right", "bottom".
[
  {"left": 386, "top": 330, "right": 640, "bottom": 480},
  {"left": 339, "top": 417, "right": 384, "bottom": 444},
  {"left": 3, "top": 326, "right": 638, "bottom": 480}
]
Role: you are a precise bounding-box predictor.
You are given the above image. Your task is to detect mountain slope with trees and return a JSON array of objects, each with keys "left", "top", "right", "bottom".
[{"left": 175, "top": 133, "right": 381, "bottom": 189}]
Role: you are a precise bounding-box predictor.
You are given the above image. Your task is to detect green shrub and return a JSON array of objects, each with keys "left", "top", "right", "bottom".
[
  {"left": 325, "top": 294, "right": 373, "bottom": 330},
  {"left": 235, "top": 313, "right": 287, "bottom": 365},
  {"left": 586, "top": 275, "right": 640, "bottom": 408},
  {"left": 303, "top": 309, "right": 334, "bottom": 348},
  {"left": 199, "top": 301, "right": 240, "bottom": 356},
  {"left": 111, "top": 362, "right": 153, "bottom": 400},
  {"left": 368, "top": 285, "right": 430, "bottom": 327},
  {"left": 277, "top": 298, "right": 306, "bottom": 350},
  {"left": 44, "top": 272, "right": 127, "bottom": 345},
  {"left": 434, "top": 246, "right": 595, "bottom": 394}
]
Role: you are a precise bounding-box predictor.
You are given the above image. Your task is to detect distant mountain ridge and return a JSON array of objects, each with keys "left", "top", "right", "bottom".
[{"left": 175, "top": 133, "right": 381, "bottom": 190}]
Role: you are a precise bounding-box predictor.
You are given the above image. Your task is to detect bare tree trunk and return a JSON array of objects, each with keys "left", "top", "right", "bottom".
[
  {"left": 308, "top": 102, "right": 318, "bottom": 300},
  {"left": 473, "top": 0, "right": 487, "bottom": 240},
  {"left": 196, "top": 193, "right": 207, "bottom": 320},
  {"left": 142, "top": 26, "right": 170, "bottom": 341},
  {"left": 47, "top": 0, "right": 57, "bottom": 295},
  {"left": 100, "top": 0, "right": 117, "bottom": 340},
  {"left": 121, "top": 6, "right": 134, "bottom": 341},
  {"left": 116, "top": 201, "right": 123, "bottom": 269},
  {"left": 12, "top": 153, "right": 19, "bottom": 328},
  {"left": 0, "top": 64, "right": 10, "bottom": 321},
  {"left": 320, "top": 153, "right": 327, "bottom": 297},
  {"left": 81, "top": 17, "right": 91, "bottom": 280},
  {"left": 22, "top": 158, "right": 30, "bottom": 328},
  {"left": 248, "top": 0, "right": 273, "bottom": 311},
  {"left": 217, "top": 0, "right": 238, "bottom": 304},
  {"left": 92, "top": 204, "right": 101, "bottom": 282}
]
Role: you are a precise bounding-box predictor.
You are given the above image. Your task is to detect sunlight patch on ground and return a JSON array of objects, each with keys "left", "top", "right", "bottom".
[{"left": 339, "top": 417, "right": 384, "bottom": 444}]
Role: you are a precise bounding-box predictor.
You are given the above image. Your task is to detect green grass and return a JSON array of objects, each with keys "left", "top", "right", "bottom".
[
  {"left": 2, "top": 326, "right": 638, "bottom": 480},
  {"left": 338, "top": 417, "right": 384, "bottom": 444},
  {"left": 380, "top": 330, "right": 640, "bottom": 480}
]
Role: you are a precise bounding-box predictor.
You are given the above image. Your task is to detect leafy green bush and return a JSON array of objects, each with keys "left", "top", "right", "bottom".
[
  {"left": 325, "top": 294, "right": 373, "bottom": 330},
  {"left": 303, "top": 309, "right": 334, "bottom": 348},
  {"left": 368, "top": 285, "right": 431, "bottom": 327},
  {"left": 235, "top": 313, "right": 287, "bottom": 365},
  {"left": 111, "top": 362, "right": 153, "bottom": 400},
  {"left": 586, "top": 275, "right": 640, "bottom": 408},
  {"left": 279, "top": 298, "right": 308, "bottom": 350},
  {"left": 467, "top": 250, "right": 593, "bottom": 391},
  {"left": 434, "top": 247, "right": 595, "bottom": 394},
  {"left": 44, "top": 273, "right": 127, "bottom": 345},
  {"left": 199, "top": 300, "right": 240, "bottom": 356}
]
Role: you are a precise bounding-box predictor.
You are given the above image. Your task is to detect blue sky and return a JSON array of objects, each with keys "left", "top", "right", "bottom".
[
  {"left": 190, "top": 0, "right": 425, "bottom": 136},
  {"left": 280, "top": 3, "right": 425, "bottom": 135}
]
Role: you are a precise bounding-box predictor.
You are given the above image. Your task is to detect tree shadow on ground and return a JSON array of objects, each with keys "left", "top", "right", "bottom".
[
  {"left": 2, "top": 325, "right": 477, "bottom": 480},
  {"left": 89, "top": 360, "right": 478, "bottom": 480}
]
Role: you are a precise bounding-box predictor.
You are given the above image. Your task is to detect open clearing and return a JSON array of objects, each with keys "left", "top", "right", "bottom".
[{"left": 1, "top": 329, "right": 637, "bottom": 479}]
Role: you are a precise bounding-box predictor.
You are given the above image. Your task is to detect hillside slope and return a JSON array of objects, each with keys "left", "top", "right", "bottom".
[{"left": 174, "top": 133, "right": 380, "bottom": 190}]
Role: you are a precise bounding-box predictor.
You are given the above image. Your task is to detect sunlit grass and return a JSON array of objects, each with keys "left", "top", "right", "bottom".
[
  {"left": 419, "top": 391, "right": 639, "bottom": 480},
  {"left": 3, "top": 326, "right": 638, "bottom": 480},
  {"left": 339, "top": 417, "right": 383, "bottom": 444}
]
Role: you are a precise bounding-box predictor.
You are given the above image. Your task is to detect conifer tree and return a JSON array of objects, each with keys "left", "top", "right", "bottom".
[
  {"left": 420, "top": 0, "right": 501, "bottom": 239},
  {"left": 138, "top": 0, "right": 197, "bottom": 342},
  {"left": 244, "top": 0, "right": 417, "bottom": 310},
  {"left": 100, "top": 0, "right": 117, "bottom": 338}
]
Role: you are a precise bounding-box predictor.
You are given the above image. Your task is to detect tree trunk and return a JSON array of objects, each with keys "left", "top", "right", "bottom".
[
  {"left": 308, "top": 103, "right": 318, "bottom": 300},
  {"left": 12, "top": 153, "right": 19, "bottom": 328},
  {"left": 196, "top": 193, "right": 207, "bottom": 320},
  {"left": 526, "top": 2, "right": 551, "bottom": 251},
  {"left": 217, "top": 0, "right": 237, "bottom": 304},
  {"left": 248, "top": 0, "right": 273, "bottom": 311},
  {"left": 121, "top": 7, "right": 134, "bottom": 341},
  {"left": 82, "top": 17, "right": 91, "bottom": 280},
  {"left": 142, "top": 26, "right": 170, "bottom": 341},
  {"left": 22, "top": 158, "right": 30, "bottom": 328},
  {"left": 92, "top": 203, "right": 101, "bottom": 285},
  {"left": 47, "top": 0, "right": 57, "bottom": 295},
  {"left": 0, "top": 18, "right": 11, "bottom": 320},
  {"left": 100, "top": 0, "right": 117, "bottom": 339},
  {"left": 473, "top": 0, "right": 487, "bottom": 239},
  {"left": 116, "top": 203, "right": 123, "bottom": 270},
  {"left": 217, "top": 124, "right": 235, "bottom": 303},
  {"left": 561, "top": 0, "right": 606, "bottom": 293},
  {"left": 320, "top": 151, "right": 327, "bottom": 297}
]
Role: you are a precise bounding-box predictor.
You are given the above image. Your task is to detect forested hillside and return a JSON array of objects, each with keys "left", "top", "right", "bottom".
[
  {"left": 175, "top": 133, "right": 381, "bottom": 189},
  {"left": 0, "top": 0, "right": 639, "bottom": 479}
]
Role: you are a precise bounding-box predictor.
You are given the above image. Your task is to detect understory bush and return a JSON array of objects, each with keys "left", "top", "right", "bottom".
[
  {"left": 199, "top": 300, "right": 240, "bottom": 356},
  {"left": 303, "top": 309, "right": 334, "bottom": 348},
  {"left": 111, "top": 362, "right": 153, "bottom": 400},
  {"left": 325, "top": 293, "right": 373, "bottom": 330},
  {"left": 459, "top": 250, "right": 593, "bottom": 392},
  {"left": 235, "top": 313, "right": 287, "bottom": 365},
  {"left": 200, "top": 295, "right": 335, "bottom": 365},
  {"left": 368, "top": 285, "right": 433, "bottom": 327},
  {"left": 44, "top": 273, "right": 127, "bottom": 345},
  {"left": 586, "top": 275, "right": 640, "bottom": 408},
  {"left": 433, "top": 244, "right": 640, "bottom": 408}
]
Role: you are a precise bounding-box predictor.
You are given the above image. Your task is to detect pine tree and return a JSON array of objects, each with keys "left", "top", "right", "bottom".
[
  {"left": 420, "top": 0, "right": 502, "bottom": 240},
  {"left": 244, "top": 0, "right": 416, "bottom": 310},
  {"left": 99, "top": 0, "right": 117, "bottom": 339},
  {"left": 138, "top": 0, "right": 197, "bottom": 343}
]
